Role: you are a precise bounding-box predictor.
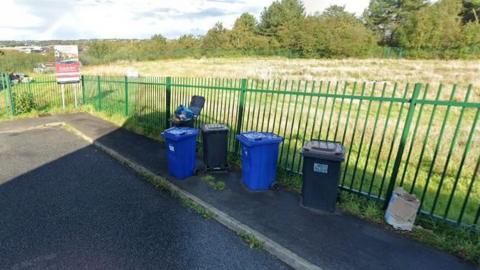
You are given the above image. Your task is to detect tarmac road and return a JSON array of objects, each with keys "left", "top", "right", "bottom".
[{"left": 0, "top": 127, "right": 289, "bottom": 270}]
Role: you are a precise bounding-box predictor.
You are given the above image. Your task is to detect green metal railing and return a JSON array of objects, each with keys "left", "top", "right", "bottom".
[
  {"left": 1, "top": 73, "right": 15, "bottom": 116},
  {"left": 2, "top": 73, "right": 479, "bottom": 229}
]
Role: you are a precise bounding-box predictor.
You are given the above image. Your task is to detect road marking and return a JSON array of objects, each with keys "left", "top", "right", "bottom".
[{"left": 0, "top": 122, "right": 65, "bottom": 134}]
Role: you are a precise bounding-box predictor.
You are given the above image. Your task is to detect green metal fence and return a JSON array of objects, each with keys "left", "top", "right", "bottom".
[
  {"left": 0, "top": 73, "right": 80, "bottom": 116},
  {"left": 2, "top": 73, "right": 479, "bottom": 229}
]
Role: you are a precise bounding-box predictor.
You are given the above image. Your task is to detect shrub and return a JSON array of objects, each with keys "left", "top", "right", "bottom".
[{"left": 14, "top": 91, "right": 37, "bottom": 114}]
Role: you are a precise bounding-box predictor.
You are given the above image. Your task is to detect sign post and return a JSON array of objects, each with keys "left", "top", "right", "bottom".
[
  {"left": 61, "top": 84, "right": 65, "bottom": 109},
  {"left": 74, "top": 84, "right": 78, "bottom": 108},
  {"left": 54, "top": 45, "right": 81, "bottom": 109}
]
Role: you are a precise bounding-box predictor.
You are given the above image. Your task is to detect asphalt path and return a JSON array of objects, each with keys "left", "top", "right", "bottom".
[{"left": 0, "top": 127, "right": 289, "bottom": 270}]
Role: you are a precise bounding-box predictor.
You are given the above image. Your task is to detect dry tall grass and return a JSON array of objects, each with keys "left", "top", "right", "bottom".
[{"left": 82, "top": 57, "right": 480, "bottom": 87}]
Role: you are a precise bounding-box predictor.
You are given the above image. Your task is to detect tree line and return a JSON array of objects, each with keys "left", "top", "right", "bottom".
[
  {"left": 80, "top": 0, "right": 479, "bottom": 64},
  {"left": 2, "top": 0, "right": 479, "bottom": 70}
]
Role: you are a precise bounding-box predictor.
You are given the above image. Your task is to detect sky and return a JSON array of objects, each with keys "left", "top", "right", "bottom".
[{"left": 0, "top": 0, "right": 370, "bottom": 41}]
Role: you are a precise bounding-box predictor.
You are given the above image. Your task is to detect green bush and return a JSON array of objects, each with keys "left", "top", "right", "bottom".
[{"left": 13, "top": 91, "right": 37, "bottom": 114}]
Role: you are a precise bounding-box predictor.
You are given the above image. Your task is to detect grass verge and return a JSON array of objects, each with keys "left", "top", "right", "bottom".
[{"left": 0, "top": 106, "right": 85, "bottom": 122}]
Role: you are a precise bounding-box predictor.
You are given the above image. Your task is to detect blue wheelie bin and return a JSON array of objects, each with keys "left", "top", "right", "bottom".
[
  {"left": 236, "top": 132, "right": 283, "bottom": 191},
  {"left": 161, "top": 127, "right": 199, "bottom": 179}
]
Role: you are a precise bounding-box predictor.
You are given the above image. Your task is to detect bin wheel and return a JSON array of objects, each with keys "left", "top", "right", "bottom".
[{"left": 270, "top": 182, "right": 280, "bottom": 191}]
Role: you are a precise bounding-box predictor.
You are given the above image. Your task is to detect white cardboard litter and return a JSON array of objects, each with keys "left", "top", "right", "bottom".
[{"left": 385, "top": 187, "right": 420, "bottom": 231}]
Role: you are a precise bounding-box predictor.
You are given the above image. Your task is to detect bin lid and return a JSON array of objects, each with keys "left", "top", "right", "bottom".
[
  {"left": 236, "top": 131, "right": 283, "bottom": 147},
  {"left": 302, "top": 141, "right": 345, "bottom": 162},
  {"left": 161, "top": 127, "right": 199, "bottom": 141},
  {"left": 201, "top": 124, "right": 229, "bottom": 132},
  {"left": 189, "top": 96, "right": 205, "bottom": 116}
]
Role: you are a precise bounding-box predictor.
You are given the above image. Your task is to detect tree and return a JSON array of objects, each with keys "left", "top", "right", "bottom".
[
  {"left": 462, "top": 0, "right": 480, "bottom": 23},
  {"left": 202, "top": 22, "right": 232, "bottom": 50},
  {"left": 143, "top": 34, "right": 167, "bottom": 53},
  {"left": 151, "top": 34, "right": 167, "bottom": 46},
  {"left": 276, "top": 16, "right": 306, "bottom": 54},
  {"left": 258, "top": 0, "right": 305, "bottom": 39},
  {"left": 87, "top": 41, "right": 112, "bottom": 59},
  {"left": 396, "top": 0, "right": 463, "bottom": 50},
  {"left": 176, "top": 35, "right": 201, "bottom": 49},
  {"left": 230, "top": 13, "right": 270, "bottom": 51},
  {"left": 363, "top": 0, "right": 427, "bottom": 45},
  {"left": 233, "top": 13, "right": 257, "bottom": 33},
  {"left": 314, "top": 6, "right": 377, "bottom": 57},
  {"left": 462, "top": 22, "right": 480, "bottom": 46}
]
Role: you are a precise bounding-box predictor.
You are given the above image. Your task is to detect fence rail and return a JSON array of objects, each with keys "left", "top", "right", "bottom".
[{"left": 1, "top": 73, "right": 479, "bottom": 229}]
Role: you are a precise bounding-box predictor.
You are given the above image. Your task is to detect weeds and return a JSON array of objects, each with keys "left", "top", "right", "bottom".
[
  {"left": 201, "top": 174, "right": 226, "bottom": 191},
  {"left": 96, "top": 144, "right": 266, "bottom": 249},
  {"left": 276, "top": 170, "right": 302, "bottom": 193},
  {"left": 237, "top": 231, "right": 263, "bottom": 249},
  {"left": 13, "top": 92, "right": 37, "bottom": 114},
  {"left": 338, "top": 191, "right": 480, "bottom": 264},
  {"left": 122, "top": 162, "right": 214, "bottom": 220}
]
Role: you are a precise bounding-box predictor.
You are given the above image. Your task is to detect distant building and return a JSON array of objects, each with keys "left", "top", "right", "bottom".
[{"left": 2, "top": 46, "right": 46, "bottom": 54}]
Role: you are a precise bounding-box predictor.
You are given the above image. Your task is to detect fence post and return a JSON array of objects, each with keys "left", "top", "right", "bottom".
[
  {"left": 2, "top": 73, "right": 6, "bottom": 100},
  {"left": 124, "top": 76, "right": 129, "bottom": 117},
  {"left": 2, "top": 74, "right": 8, "bottom": 112},
  {"left": 234, "top": 78, "right": 248, "bottom": 153},
  {"left": 81, "top": 75, "right": 86, "bottom": 105},
  {"left": 5, "top": 73, "right": 15, "bottom": 115},
  {"left": 165, "top": 76, "right": 172, "bottom": 129},
  {"left": 96, "top": 75, "right": 101, "bottom": 110},
  {"left": 384, "top": 83, "right": 422, "bottom": 208}
]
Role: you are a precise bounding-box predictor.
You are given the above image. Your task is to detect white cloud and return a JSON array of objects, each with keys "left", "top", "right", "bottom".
[
  {"left": 303, "top": 0, "right": 370, "bottom": 15},
  {"left": 0, "top": 0, "right": 42, "bottom": 27},
  {"left": 0, "top": 0, "right": 371, "bottom": 40}
]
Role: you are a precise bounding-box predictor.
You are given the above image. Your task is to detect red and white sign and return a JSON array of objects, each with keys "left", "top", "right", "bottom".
[{"left": 54, "top": 45, "right": 80, "bottom": 84}]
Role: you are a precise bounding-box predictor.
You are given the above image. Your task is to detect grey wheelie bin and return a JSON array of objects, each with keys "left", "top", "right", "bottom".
[
  {"left": 301, "top": 141, "right": 345, "bottom": 213},
  {"left": 201, "top": 124, "right": 229, "bottom": 171}
]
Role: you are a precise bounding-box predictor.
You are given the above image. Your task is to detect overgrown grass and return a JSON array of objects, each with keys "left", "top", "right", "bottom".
[
  {"left": 0, "top": 50, "right": 53, "bottom": 73},
  {"left": 82, "top": 58, "right": 480, "bottom": 87},
  {"left": 0, "top": 106, "right": 85, "bottom": 122}
]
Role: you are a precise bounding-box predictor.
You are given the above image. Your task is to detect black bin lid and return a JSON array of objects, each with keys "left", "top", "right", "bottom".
[
  {"left": 201, "top": 124, "right": 229, "bottom": 132},
  {"left": 302, "top": 141, "right": 345, "bottom": 162},
  {"left": 190, "top": 96, "right": 205, "bottom": 116}
]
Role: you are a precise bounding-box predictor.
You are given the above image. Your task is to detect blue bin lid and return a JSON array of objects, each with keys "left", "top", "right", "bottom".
[
  {"left": 236, "top": 131, "right": 283, "bottom": 147},
  {"left": 161, "top": 127, "right": 199, "bottom": 141}
]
